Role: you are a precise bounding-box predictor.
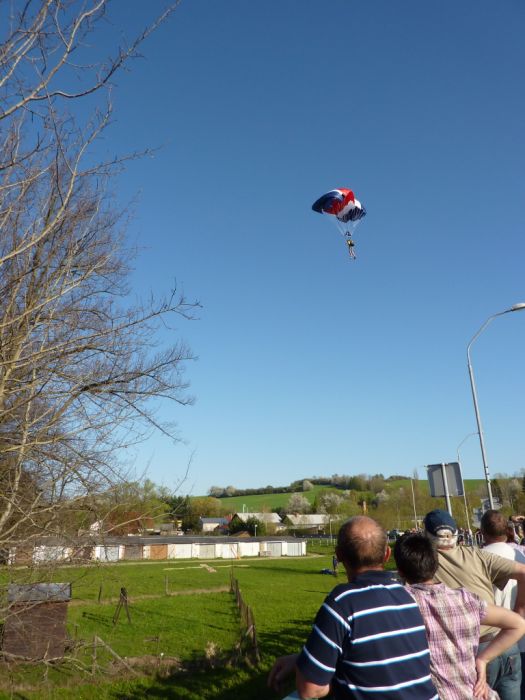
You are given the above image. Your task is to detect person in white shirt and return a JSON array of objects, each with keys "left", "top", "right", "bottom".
[{"left": 481, "top": 509, "right": 525, "bottom": 700}]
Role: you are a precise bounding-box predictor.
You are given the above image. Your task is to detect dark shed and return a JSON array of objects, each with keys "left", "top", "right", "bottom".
[{"left": 2, "top": 583, "right": 71, "bottom": 659}]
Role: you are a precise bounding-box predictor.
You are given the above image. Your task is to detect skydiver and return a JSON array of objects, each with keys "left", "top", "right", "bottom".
[{"left": 346, "top": 237, "right": 356, "bottom": 259}]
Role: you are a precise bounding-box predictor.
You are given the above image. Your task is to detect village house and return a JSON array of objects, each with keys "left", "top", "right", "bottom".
[
  {"left": 199, "top": 517, "right": 230, "bottom": 534},
  {"left": 229, "top": 512, "right": 283, "bottom": 533},
  {"left": 282, "top": 513, "right": 331, "bottom": 533}
]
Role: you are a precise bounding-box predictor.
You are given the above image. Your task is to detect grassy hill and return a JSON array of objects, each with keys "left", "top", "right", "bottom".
[
  {"left": 211, "top": 485, "right": 345, "bottom": 513},
  {"left": 200, "top": 478, "right": 487, "bottom": 514}
]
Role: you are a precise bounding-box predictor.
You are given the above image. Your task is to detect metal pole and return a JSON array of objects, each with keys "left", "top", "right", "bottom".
[
  {"left": 441, "top": 463, "right": 452, "bottom": 515},
  {"left": 467, "top": 339, "right": 494, "bottom": 509},
  {"left": 466, "top": 304, "right": 525, "bottom": 509},
  {"left": 460, "top": 469, "right": 471, "bottom": 535},
  {"left": 456, "top": 435, "right": 476, "bottom": 536},
  {"left": 410, "top": 478, "right": 418, "bottom": 530}
]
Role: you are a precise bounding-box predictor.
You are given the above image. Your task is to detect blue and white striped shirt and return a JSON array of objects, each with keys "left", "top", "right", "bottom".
[{"left": 297, "top": 570, "right": 438, "bottom": 700}]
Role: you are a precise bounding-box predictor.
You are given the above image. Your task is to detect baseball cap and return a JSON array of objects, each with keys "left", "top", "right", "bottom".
[{"left": 424, "top": 509, "right": 458, "bottom": 536}]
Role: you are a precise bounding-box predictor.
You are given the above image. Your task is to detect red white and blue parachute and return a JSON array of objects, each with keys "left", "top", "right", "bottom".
[
  {"left": 311, "top": 188, "right": 366, "bottom": 223},
  {"left": 312, "top": 188, "right": 366, "bottom": 259}
]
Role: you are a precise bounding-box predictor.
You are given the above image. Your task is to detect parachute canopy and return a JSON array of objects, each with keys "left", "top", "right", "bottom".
[{"left": 311, "top": 188, "right": 366, "bottom": 223}]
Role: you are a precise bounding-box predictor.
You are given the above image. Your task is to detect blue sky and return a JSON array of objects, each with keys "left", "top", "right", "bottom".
[{"left": 96, "top": 1, "right": 525, "bottom": 496}]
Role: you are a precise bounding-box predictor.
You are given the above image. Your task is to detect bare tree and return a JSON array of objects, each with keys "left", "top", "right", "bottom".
[{"left": 0, "top": 1, "right": 193, "bottom": 562}]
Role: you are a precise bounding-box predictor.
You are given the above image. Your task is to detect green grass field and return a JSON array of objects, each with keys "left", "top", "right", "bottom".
[
  {"left": 0, "top": 475, "right": 489, "bottom": 700},
  {"left": 0, "top": 547, "right": 343, "bottom": 699}
]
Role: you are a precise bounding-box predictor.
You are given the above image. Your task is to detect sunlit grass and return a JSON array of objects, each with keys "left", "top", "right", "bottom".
[{"left": 0, "top": 549, "right": 345, "bottom": 699}]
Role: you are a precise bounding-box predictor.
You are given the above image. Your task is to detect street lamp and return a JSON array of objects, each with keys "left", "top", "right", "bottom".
[
  {"left": 456, "top": 432, "right": 477, "bottom": 534},
  {"left": 410, "top": 478, "right": 418, "bottom": 530},
  {"left": 467, "top": 303, "right": 525, "bottom": 509}
]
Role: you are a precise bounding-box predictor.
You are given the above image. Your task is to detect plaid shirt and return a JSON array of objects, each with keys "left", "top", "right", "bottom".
[{"left": 406, "top": 582, "right": 499, "bottom": 700}]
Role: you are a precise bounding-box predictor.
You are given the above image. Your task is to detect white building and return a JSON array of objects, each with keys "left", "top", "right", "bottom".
[{"left": 283, "top": 514, "right": 330, "bottom": 532}]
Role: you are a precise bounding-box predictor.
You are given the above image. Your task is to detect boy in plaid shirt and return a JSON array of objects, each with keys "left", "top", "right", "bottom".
[{"left": 394, "top": 533, "right": 525, "bottom": 700}]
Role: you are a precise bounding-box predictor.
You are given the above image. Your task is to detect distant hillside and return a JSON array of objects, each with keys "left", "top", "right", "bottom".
[
  {"left": 213, "top": 485, "right": 345, "bottom": 513},
  {"left": 197, "top": 478, "right": 488, "bottom": 514}
]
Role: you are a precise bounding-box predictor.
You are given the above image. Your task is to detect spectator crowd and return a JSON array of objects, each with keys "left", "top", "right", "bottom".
[{"left": 268, "top": 509, "right": 525, "bottom": 700}]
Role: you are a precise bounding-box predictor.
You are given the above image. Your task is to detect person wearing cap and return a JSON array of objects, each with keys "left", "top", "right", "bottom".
[
  {"left": 394, "top": 532, "right": 525, "bottom": 700},
  {"left": 268, "top": 516, "right": 438, "bottom": 700},
  {"left": 481, "top": 509, "right": 525, "bottom": 700},
  {"left": 424, "top": 508, "right": 525, "bottom": 700}
]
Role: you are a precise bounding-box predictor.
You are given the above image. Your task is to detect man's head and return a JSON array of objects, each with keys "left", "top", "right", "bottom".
[
  {"left": 393, "top": 532, "right": 438, "bottom": 584},
  {"left": 423, "top": 509, "right": 458, "bottom": 549},
  {"left": 336, "top": 516, "right": 389, "bottom": 577},
  {"left": 480, "top": 509, "right": 508, "bottom": 544}
]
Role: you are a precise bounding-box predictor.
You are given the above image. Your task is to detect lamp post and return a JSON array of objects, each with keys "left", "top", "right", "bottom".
[
  {"left": 410, "top": 478, "right": 418, "bottom": 530},
  {"left": 457, "top": 433, "right": 477, "bottom": 536},
  {"left": 467, "top": 303, "right": 525, "bottom": 509}
]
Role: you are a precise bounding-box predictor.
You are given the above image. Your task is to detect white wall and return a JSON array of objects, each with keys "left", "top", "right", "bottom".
[
  {"left": 94, "top": 545, "right": 122, "bottom": 562},
  {"left": 219, "top": 542, "right": 241, "bottom": 559},
  {"left": 33, "top": 546, "right": 71, "bottom": 564},
  {"left": 168, "top": 543, "right": 192, "bottom": 559},
  {"left": 238, "top": 541, "right": 260, "bottom": 557}
]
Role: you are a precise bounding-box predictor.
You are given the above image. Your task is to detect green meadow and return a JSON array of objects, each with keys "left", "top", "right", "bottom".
[
  {"left": 0, "top": 546, "right": 350, "bottom": 699},
  {"left": 0, "top": 477, "right": 489, "bottom": 699}
]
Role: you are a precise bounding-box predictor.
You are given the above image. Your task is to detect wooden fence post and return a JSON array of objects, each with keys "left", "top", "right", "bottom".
[{"left": 230, "top": 573, "right": 260, "bottom": 666}]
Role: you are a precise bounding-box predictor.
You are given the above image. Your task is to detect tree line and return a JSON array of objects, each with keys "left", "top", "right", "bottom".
[{"left": 207, "top": 473, "right": 410, "bottom": 499}]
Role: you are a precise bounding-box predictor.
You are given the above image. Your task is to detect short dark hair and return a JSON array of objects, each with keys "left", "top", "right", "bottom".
[
  {"left": 336, "top": 516, "right": 387, "bottom": 569},
  {"left": 480, "top": 510, "right": 507, "bottom": 538},
  {"left": 393, "top": 533, "right": 438, "bottom": 584}
]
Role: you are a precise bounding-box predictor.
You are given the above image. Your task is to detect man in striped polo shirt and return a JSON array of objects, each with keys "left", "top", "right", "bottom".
[{"left": 268, "top": 516, "right": 437, "bottom": 700}]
